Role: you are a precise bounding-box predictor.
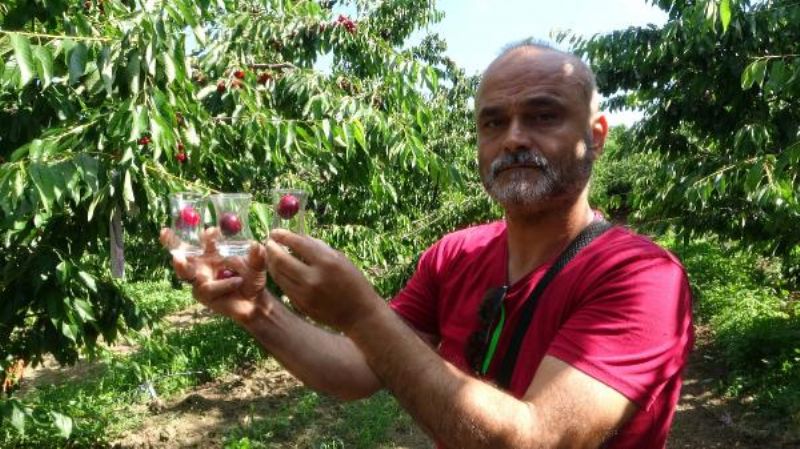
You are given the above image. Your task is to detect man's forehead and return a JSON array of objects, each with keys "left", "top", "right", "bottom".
[
  {"left": 488, "top": 48, "right": 575, "bottom": 77},
  {"left": 477, "top": 48, "right": 590, "bottom": 103}
]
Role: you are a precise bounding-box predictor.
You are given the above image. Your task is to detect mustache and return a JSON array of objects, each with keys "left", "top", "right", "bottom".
[{"left": 489, "top": 150, "right": 549, "bottom": 178}]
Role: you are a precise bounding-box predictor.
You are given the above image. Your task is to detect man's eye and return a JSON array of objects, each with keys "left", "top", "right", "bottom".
[
  {"left": 533, "top": 112, "right": 559, "bottom": 124},
  {"left": 483, "top": 119, "right": 502, "bottom": 129}
]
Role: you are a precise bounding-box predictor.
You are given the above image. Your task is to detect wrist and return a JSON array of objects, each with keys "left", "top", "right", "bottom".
[
  {"left": 240, "top": 289, "right": 279, "bottom": 331},
  {"left": 344, "top": 297, "right": 394, "bottom": 343}
]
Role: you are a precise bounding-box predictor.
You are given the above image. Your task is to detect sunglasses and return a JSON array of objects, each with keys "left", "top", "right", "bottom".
[{"left": 465, "top": 285, "right": 508, "bottom": 376}]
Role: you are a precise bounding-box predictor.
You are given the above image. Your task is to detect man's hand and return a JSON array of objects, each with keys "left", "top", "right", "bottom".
[
  {"left": 161, "top": 228, "right": 385, "bottom": 400},
  {"left": 265, "top": 229, "right": 383, "bottom": 333},
  {"left": 160, "top": 227, "right": 275, "bottom": 325}
]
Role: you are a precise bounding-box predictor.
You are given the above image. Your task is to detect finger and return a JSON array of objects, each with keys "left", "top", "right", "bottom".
[
  {"left": 311, "top": 237, "right": 328, "bottom": 247},
  {"left": 201, "top": 226, "right": 220, "bottom": 244},
  {"left": 160, "top": 228, "right": 181, "bottom": 251},
  {"left": 193, "top": 277, "right": 243, "bottom": 301},
  {"left": 246, "top": 242, "right": 268, "bottom": 272},
  {"left": 201, "top": 227, "right": 221, "bottom": 255},
  {"left": 224, "top": 244, "right": 266, "bottom": 275},
  {"left": 190, "top": 256, "right": 220, "bottom": 285},
  {"left": 265, "top": 239, "right": 310, "bottom": 284},
  {"left": 159, "top": 228, "right": 171, "bottom": 247},
  {"left": 268, "top": 269, "right": 305, "bottom": 302},
  {"left": 172, "top": 255, "right": 196, "bottom": 282},
  {"left": 269, "top": 229, "right": 329, "bottom": 264},
  {"left": 222, "top": 256, "right": 247, "bottom": 276}
]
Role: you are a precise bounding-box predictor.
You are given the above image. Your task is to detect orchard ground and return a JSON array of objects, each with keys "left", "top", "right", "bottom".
[{"left": 13, "top": 299, "right": 799, "bottom": 449}]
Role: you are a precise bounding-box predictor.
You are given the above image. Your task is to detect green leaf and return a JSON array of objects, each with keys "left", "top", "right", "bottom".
[
  {"left": 185, "top": 123, "right": 200, "bottom": 146},
  {"left": 127, "top": 50, "right": 141, "bottom": 95},
  {"left": 120, "top": 146, "right": 135, "bottom": 165},
  {"left": 424, "top": 66, "right": 439, "bottom": 92},
  {"left": 252, "top": 202, "right": 271, "bottom": 233},
  {"left": 9, "top": 400, "right": 27, "bottom": 435},
  {"left": 720, "top": 0, "right": 732, "bottom": 33},
  {"left": 322, "top": 119, "right": 332, "bottom": 142},
  {"left": 29, "top": 164, "right": 57, "bottom": 212},
  {"left": 192, "top": 25, "right": 207, "bottom": 46},
  {"left": 56, "top": 260, "right": 72, "bottom": 284},
  {"left": 61, "top": 321, "right": 78, "bottom": 342},
  {"left": 196, "top": 84, "right": 217, "bottom": 99},
  {"left": 50, "top": 411, "right": 73, "bottom": 439},
  {"left": 352, "top": 120, "right": 367, "bottom": 151},
  {"left": 123, "top": 170, "right": 135, "bottom": 209},
  {"left": 87, "top": 188, "right": 107, "bottom": 222},
  {"left": 704, "top": 0, "right": 718, "bottom": 21},
  {"left": 145, "top": 41, "right": 157, "bottom": 76},
  {"left": 132, "top": 106, "right": 148, "bottom": 141},
  {"left": 284, "top": 123, "right": 296, "bottom": 151},
  {"left": 741, "top": 59, "right": 768, "bottom": 90},
  {"left": 73, "top": 299, "right": 96, "bottom": 321},
  {"left": 68, "top": 43, "right": 89, "bottom": 85},
  {"left": 98, "top": 45, "right": 114, "bottom": 97},
  {"left": 150, "top": 113, "right": 170, "bottom": 161},
  {"left": 765, "top": 60, "right": 789, "bottom": 94},
  {"left": 176, "top": 0, "right": 199, "bottom": 28},
  {"left": 10, "top": 33, "right": 35, "bottom": 87},
  {"left": 163, "top": 53, "right": 177, "bottom": 83},
  {"left": 77, "top": 270, "right": 98, "bottom": 292},
  {"left": 13, "top": 168, "right": 26, "bottom": 198},
  {"left": 32, "top": 45, "right": 54, "bottom": 89},
  {"left": 745, "top": 162, "right": 763, "bottom": 191}
]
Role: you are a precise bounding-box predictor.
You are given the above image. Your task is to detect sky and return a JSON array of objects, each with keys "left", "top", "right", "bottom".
[{"left": 417, "top": 0, "right": 669, "bottom": 126}]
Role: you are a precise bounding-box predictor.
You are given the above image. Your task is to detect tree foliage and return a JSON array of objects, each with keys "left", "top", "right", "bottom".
[
  {"left": 0, "top": 0, "right": 488, "bottom": 423},
  {"left": 567, "top": 0, "right": 800, "bottom": 274}
]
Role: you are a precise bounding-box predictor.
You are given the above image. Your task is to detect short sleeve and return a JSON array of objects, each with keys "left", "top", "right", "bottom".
[
  {"left": 389, "top": 243, "right": 442, "bottom": 336},
  {"left": 547, "top": 255, "right": 693, "bottom": 409}
]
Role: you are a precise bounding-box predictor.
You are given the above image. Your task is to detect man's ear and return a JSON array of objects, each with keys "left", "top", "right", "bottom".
[{"left": 590, "top": 113, "right": 609, "bottom": 158}]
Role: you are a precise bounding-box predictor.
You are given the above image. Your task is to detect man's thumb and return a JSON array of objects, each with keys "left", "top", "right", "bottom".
[{"left": 247, "top": 243, "right": 268, "bottom": 272}]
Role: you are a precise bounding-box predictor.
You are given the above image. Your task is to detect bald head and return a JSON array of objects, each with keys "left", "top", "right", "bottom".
[{"left": 478, "top": 42, "right": 599, "bottom": 116}]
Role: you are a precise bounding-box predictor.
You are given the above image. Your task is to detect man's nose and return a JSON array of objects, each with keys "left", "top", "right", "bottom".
[{"left": 502, "top": 117, "right": 529, "bottom": 152}]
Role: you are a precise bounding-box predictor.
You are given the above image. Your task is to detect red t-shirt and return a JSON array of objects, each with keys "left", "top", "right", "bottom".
[{"left": 390, "top": 221, "right": 693, "bottom": 448}]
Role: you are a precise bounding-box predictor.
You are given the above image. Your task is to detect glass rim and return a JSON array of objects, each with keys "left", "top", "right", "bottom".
[
  {"left": 272, "top": 188, "right": 307, "bottom": 196},
  {"left": 210, "top": 192, "right": 252, "bottom": 200},
  {"left": 170, "top": 192, "right": 206, "bottom": 200}
]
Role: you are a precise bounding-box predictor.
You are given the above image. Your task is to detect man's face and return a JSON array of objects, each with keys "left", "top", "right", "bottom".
[{"left": 476, "top": 49, "right": 599, "bottom": 215}]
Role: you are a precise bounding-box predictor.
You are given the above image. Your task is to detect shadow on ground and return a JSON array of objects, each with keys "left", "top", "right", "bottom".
[{"left": 113, "top": 361, "right": 432, "bottom": 449}]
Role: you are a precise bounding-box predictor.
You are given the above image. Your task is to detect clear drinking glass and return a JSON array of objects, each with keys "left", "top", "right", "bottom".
[
  {"left": 271, "top": 188, "right": 307, "bottom": 235},
  {"left": 168, "top": 192, "right": 207, "bottom": 257},
  {"left": 210, "top": 193, "right": 254, "bottom": 256}
]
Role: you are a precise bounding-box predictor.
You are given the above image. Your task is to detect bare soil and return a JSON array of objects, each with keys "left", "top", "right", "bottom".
[
  {"left": 18, "top": 304, "right": 214, "bottom": 395},
  {"left": 111, "top": 358, "right": 432, "bottom": 449}
]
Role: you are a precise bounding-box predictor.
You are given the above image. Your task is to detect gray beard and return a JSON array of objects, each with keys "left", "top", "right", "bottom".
[{"left": 481, "top": 138, "right": 595, "bottom": 210}]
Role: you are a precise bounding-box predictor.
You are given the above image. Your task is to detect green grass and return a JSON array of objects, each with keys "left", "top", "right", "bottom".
[
  {"left": 1, "top": 279, "right": 414, "bottom": 449},
  {"left": 123, "top": 280, "right": 196, "bottom": 321},
  {"left": 223, "top": 391, "right": 414, "bottom": 449},
  {"left": 0, "top": 282, "right": 266, "bottom": 448}
]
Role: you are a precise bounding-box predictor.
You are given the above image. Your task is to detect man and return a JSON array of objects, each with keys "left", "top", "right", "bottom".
[{"left": 163, "top": 41, "right": 693, "bottom": 448}]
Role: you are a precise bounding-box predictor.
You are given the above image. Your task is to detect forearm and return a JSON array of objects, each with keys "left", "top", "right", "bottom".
[
  {"left": 346, "top": 300, "right": 545, "bottom": 449},
  {"left": 241, "top": 290, "right": 381, "bottom": 400}
]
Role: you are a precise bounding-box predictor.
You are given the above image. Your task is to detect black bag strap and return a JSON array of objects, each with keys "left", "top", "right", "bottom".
[{"left": 495, "top": 219, "right": 613, "bottom": 389}]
